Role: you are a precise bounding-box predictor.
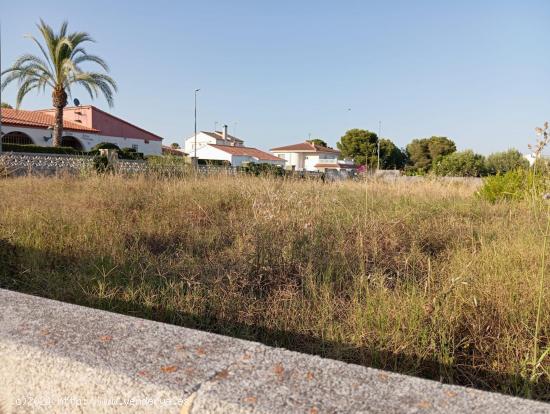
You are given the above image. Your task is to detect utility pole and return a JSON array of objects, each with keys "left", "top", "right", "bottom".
[
  {"left": 194, "top": 89, "right": 200, "bottom": 167},
  {"left": 377, "top": 120, "right": 382, "bottom": 171}
]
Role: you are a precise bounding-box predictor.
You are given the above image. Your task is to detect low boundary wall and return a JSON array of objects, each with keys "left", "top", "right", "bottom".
[
  {"left": 0, "top": 152, "right": 94, "bottom": 176},
  {"left": 1, "top": 289, "right": 548, "bottom": 413},
  {"left": 0, "top": 152, "right": 150, "bottom": 177}
]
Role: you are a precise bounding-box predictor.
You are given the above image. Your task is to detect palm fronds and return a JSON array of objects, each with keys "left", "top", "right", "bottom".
[{"left": 1, "top": 19, "right": 116, "bottom": 109}]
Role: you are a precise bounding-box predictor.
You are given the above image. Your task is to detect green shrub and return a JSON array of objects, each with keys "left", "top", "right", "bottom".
[
  {"left": 197, "top": 159, "right": 230, "bottom": 166},
  {"left": 147, "top": 155, "right": 188, "bottom": 165},
  {"left": 119, "top": 147, "right": 144, "bottom": 160},
  {"left": 478, "top": 169, "right": 548, "bottom": 202},
  {"left": 486, "top": 149, "right": 529, "bottom": 175},
  {"left": 92, "top": 155, "right": 113, "bottom": 174},
  {"left": 91, "top": 142, "right": 120, "bottom": 151},
  {"left": 1, "top": 143, "right": 81, "bottom": 154},
  {"left": 89, "top": 143, "right": 144, "bottom": 160},
  {"left": 146, "top": 155, "right": 192, "bottom": 178},
  {"left": 239, "top": 162, "right": 285, "bottom": 177},
  {"left": 478, "top": 170, "right": 527, "bottom": 202},
  {"left": 433, "top": 150, "right": 487, "bottom": 177}
]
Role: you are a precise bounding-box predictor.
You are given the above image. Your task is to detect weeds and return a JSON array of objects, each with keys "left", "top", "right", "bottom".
[{"left": 0, "top": 174, "right": 548, "bottom": 400}]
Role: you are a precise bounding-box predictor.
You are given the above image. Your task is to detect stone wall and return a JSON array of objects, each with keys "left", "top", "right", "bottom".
[
  {"left": 0, "top": 152, "right": 94, "bottom": 176},
  {"left": 0, "top": 152, "right": 151, "bottom": 177},
  {"left": 1, "top": 289, "right": 548, "bottom": 413},
  {"left": 0, "top": 153, "right": 485, "bottom": 185}
]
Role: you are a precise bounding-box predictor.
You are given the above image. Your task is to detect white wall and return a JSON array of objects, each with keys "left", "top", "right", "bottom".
[
  {"left": 184, "top": 132, "right": 245, "bottom": 154},
  {"left": 1, "top": 125, "right": 162, "bottom": 155},
  {"left": 184, "top": 132, "right": 217, "bottom": 154},
  {"left": 194, "top": 145, "right": 233, "bottom": 164},
  {"left": 273, "top": 152, "right": 305, "bottom": 170},
  {"left": 195, "top": 145, "right": 285, "bottom": 167},
  {"left": 273, "top": 151, "right": 341, "bottom": 171},
  {"left": 304, "top": 155, "right": 321, "bottom": 171}
]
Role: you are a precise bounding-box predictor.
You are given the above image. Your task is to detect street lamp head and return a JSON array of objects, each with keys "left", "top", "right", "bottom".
[{"left": 195, "top": 88, "right": 200, "bottom": 93}]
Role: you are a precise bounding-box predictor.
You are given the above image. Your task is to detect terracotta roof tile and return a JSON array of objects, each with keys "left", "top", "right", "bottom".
[
  {"left": 208, "top": 144, "right": 284, "bottom": 161},
  {"left": 1, "top": 108, "right": 99, "bottom": 132},
  {"left": 270, "top": 142, "right": 340, "bottom": 154}
]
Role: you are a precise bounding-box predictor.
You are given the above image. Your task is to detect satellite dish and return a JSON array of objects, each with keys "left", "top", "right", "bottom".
[{"left": 73, "top": 98, "right": 80, "bottom": 107}]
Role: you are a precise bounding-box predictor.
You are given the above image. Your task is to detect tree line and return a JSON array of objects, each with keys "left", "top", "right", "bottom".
[{"left": 334, "top": 129, "right": 530, "bottom": 176}]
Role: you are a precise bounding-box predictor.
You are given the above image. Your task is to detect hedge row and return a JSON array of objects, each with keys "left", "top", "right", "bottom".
[
  {"left": 0, "top": 143, "right": 144, "bottom": 160},
  {"left": 1, "top": 143, "right": 82, "bottom": 154}
]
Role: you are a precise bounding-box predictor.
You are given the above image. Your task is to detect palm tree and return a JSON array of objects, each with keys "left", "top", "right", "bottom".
[{"left": 1, "top": 20, "right": 116, "bottom": 147}]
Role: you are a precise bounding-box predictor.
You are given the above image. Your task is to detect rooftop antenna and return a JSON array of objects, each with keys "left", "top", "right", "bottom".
[
  {"left": 73, "top": 98, "right": 82, "bottom": 123},
  {"left": 214, "top": 121, "right": 218, "bottom": 132}
]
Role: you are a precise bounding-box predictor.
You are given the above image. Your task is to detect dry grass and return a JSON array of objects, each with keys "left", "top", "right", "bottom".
[{"left": 0, "top": 174, "right": 548, "bottom": 400}]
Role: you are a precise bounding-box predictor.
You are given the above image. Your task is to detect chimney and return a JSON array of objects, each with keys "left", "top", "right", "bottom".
[{"left": 223, "top": 124, "right": 228, "bottom": 142}]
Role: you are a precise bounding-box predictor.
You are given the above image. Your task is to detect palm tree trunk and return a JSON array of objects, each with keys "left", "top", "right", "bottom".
[
  {"left": 52, "top": 106, "right": 64, "bottom": 147},
  {"left": 51, "top": 87, "right": 67, "bottom": 147}
]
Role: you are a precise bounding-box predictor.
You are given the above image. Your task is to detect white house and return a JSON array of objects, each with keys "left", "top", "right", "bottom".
[
  {"left": 270, "top": 141, "right": 356, "bottom": 172},
  {"left": 0, "top": 106, "right": 163, "bottom": 155},
  {"left": 194, "top": 144, "right": 285, "bottom": 167},
  {"left": 186, "top": 124, "right": 284, "bottom": 167},
  {"left": 184, "top": 125, "right": 244, "bottom": 155}
]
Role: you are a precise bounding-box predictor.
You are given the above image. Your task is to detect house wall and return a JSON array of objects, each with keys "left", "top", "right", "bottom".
[
  {"left": 1, "top": 125, "right": 162, "bottom": 155},
  {"left": 184, "top": 133, "right": 217, "bottom": 154},
  {"left": 304, "top": 154, "right": 321, "bottom": 171},
  {"left": 273, "top": 152, "right": 340, "bottom": 171},
  {"left": 259, "top": 159, "right": 286, "bottom": 167},
  {"left": 194, "top": 145, "right": 233, "bottom": 164},
  {"left": 38, "top": 107, "right": 163, "bottom": 143},
  {"left": 231, "top": 155, "right": 251, "bottom": 167},
  {"left": 195, "top": 145, "right": 285, "bottom": 167},
  {"left": 184, "top": 133, "right": 244, "bottom": 155},
  {"left": 273, "top": 152, "right": 305, "bottom": 170}
]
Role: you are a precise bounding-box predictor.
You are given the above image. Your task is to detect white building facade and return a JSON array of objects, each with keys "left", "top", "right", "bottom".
[
  {"left": 185, "top": 125, "right": 284, "bottom": 167},
  {"left": 184, "top": 125, "right": 244, "bottom": 155},
  {"left": 194, "top": 144, "right": 285, "bottom": 167},
  {"left": 0, "top": 107, "right": 163, "bottom": 155},
  {"left": 270, "top": 141, "right": 356, "bottom": 172}
]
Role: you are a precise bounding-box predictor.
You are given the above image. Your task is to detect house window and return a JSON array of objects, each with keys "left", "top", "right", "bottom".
[
  {"left": 2, "top": 131, "right": 34, "bottom": 145},
  {"left": 132, "top": 144, "right": 139, "bottom": 151}
]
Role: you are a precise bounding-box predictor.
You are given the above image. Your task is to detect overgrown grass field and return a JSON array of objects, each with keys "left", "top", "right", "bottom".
[{"left": 0, "top": 174, "right": 548, "bottom": 400}]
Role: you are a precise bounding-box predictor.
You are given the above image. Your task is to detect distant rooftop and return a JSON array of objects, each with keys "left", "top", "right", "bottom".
[
  {"left": 271, "top": 141, "right": 340, "bottom": 154},
  {"left": 1, "top": 108, "right": 98, "bottom": 133},
  {"left": 1, "top": 106, "right": 163, "bottom": 142},
  {"left": 202, "top": 131, "right": 244, "bottom": 143},
  {"left": 208, "top": 144, "right": 284, "bottom": 161}
]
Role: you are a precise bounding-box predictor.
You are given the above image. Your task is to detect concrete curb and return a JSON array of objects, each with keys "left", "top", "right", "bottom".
[{"left": 0, "top": 289, "right": 548, "bottom": 413}]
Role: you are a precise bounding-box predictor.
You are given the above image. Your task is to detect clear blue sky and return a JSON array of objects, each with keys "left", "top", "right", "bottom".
[{"left": 1, "top": 0, "right": 549, "bottom": 154}]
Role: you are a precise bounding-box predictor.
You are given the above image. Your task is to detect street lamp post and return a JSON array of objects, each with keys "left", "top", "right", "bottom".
[
  {"left": 377, "top": 120, "right": 382, "bottom": 171},
  {"left": 194, "top": 88, "right": 200, "bottom": 167}
]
